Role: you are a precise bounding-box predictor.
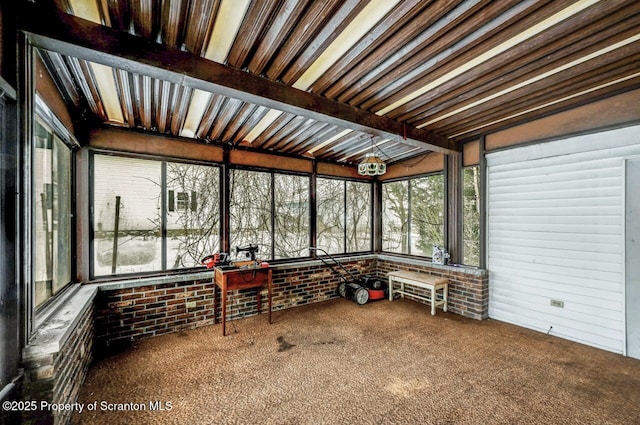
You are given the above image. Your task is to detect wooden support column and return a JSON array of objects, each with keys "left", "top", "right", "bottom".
[
  {"left": 446, "top": 152, "right": 463, "bottom": 264},
  {"left": 221, "top": 147, "right": 230, "bottom": 254},
  {"left": 479, "top": 136, "right": 487, "bottom": 269},
  {"left": 309, "top": 161, "right": 317, "bottom": 255},
  {"left": 373, "top": 178, "right": 382, "bottom": 253}
]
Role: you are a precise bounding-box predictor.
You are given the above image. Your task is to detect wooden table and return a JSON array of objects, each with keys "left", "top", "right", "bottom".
[
  {"left": 213, "top": 266, "right": 272, "bottom": 336},
  {"left": 388, "top": 270, "right": 448, "bottom": 315}
]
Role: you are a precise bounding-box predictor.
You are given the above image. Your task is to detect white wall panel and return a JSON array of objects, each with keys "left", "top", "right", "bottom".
[{"left": 487, "top": 125, "right": 640, "bottom": 354}]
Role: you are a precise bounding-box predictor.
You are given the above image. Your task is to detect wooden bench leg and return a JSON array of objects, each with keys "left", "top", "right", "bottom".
[{"left": 430, "top": 286, "right": 436, "bottom": 315}]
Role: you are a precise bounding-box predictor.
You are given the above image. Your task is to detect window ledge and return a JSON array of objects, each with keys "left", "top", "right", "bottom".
[
  {"left": 377, "top": 253, "right": 487, "bottom": 277},
  {"left": 23, "top": 284, "right": 98, "bottom": 362}
]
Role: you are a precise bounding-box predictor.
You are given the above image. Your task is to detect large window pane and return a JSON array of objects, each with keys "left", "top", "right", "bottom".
[
  {"left": 382, "top": 181, "right": 408, "bottom": 253},
  {"left": 34, "top": 121, "right": 72, "bottom": 307},
  {"left": 346, "top": 181, "right": 371, "bottom": 252},
  {"left": 463, "top": 166, "right": 480, "bottom": 266},
  {"left": 274, "top": 174, "right": 309, "bottom": 259},
  {"left": 167, "top": 162, "right": 220, "bottom": 268},
  {"left": 230, "top": 170, "right": 272, "bottom": 259},
  {"left": 411, "top": 175, "right": 445, "bottom": 256},
  {"left": 93, "top": 155, "right": 162, "bottom": 276},
  {"left": 316, "top": 178, "right": 344, "bottom": 254}
]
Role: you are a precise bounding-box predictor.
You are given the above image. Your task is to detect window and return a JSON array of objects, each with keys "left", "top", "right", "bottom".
[
  {"left": 274, "top": 174, "right": 309, "bottom": 259},
  {"left": 463, "top": 166, "right": 480, "bottom": 266},
  {"left": 230, "top": 170, "right": 311, "bottom": 261},
  {"left": 166, "top": 162, "right": 220, "bottom": 269},
  {"left": 382, "top": 181, "right": 408, "bottom": 253},
  {"left": 34, "top": 119, "right": 73, "bottom": 307},
  {"left": 410, "top": 174, "right": 445, "bottom": 256},
  {"left": 92, "top": 154, "right": 220, "bottom": 276},
  {"left": 382, "top": 174, "right": 444, "bottom": 257},
  {"left": 229, "top": 169, "right": 272, "bottom": 258},
  {"left": 317, "top": 177, "right": 372, "bottom": 254}
]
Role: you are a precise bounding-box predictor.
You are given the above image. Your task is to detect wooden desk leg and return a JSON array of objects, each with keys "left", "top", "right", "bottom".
[
  {"left": 212, "top": 282, "right": 217, "bottom": 325},
  {"left": 221, "top": 287, "right": 227, "bottom": 336},
  {"left": 268, "top": 279, "right": 272, "bottom": 324}
]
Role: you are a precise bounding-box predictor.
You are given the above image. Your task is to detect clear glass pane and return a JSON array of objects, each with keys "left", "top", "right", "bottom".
[
  {"left": 382, "top": 181, "right": 408, "bottom": 253},
  {"left": 34, "top": 121, "right": 53, "bottom": 306},
  {"left": 410, "top": 174, "right": 445, "bottom": 256},
  {"left": 274, "top": 174, "right": 309, "bottom": 259},
  {"left": 316, "top": 178, "right": 344, "bottom": 254},
  {"left": 346, "top": 181, "right": 371, "bottom": 252},
  {"left": 463, "top": 166, "right": 480, "bottom": 266},
  {"left": 229, "top": 170, "right": 272, "bottom": 260},
  {"left": 52, "top": 135, "right": 71, "bottom": 294},
  {"left": 34, "top": 122, "right": 72, "bottom": 307},
  {"left": 93, "top": 155, "right": 162, "bottom": 275},
  {"left": 166, "top": 162, "right": 220, "bottom": 269}
]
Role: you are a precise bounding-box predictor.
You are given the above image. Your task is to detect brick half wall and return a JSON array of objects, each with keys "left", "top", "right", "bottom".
[
  {"left": 376, "top": 256, "right": 489, "bottom": 320},
  {"left": 94, "top": 258, "right": 376, "bottom": 350}
]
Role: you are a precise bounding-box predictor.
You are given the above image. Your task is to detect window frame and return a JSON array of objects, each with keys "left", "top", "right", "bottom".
[
  {"left": 315, "top": 175, "right": 374, "bottom": 256},
  {"left": 461, "top": 164, "right": 481, "bottom": 267},
  {"left": 381, "top": 171, "right": 445, "bottom": 258},
  {"left": 32, "top": 98, "right": 79, "bottom": 312},
  {"left": 89, "top": 149, "right": 223, "bottom": 279}
]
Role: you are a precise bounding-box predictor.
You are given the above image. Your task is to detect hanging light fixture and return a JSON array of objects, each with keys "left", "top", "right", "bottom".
[{"left": 358, "top": 136, "right": 386, "bottom": 176}]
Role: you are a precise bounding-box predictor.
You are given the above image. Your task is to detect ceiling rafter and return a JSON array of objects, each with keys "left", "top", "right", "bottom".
[{"left": 20, "top": 2, "right": 458, "bottom": 154}]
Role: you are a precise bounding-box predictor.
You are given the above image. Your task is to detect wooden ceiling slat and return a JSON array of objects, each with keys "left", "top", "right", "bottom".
[
  {"left": 40, "top": 50, "right": 81, "bottom": 107},
  {"left": 438, "top": 55, "right": 640, "bottom": 136},
  {"left": 312, "top": 131, "right": 364, "bottom": 158},
  {"left": 133, "top": 74, "right": 153, "bottom": 129},
  {"left": 129, "top": 0, "right": 155, "bottom": 39},
  {"left": 269, "top": 117, "right": 318, "bottom": 151},
  {"left": 453, "top": 77, "right": 640, "bottom": 140},
  {"left": 114, "top": 69, "right": 135, "bottom": 127},
  {"left": 393, "top": 2, "right": 640, "bottom": 123},
  {"left": 331, "top": 0, "right": 505, "bottom": 104},
  {"left": 64, "top": 56, "right": 107, "bottom": 120},
  {"left": 353, "top": 0, "right": 562, "bottom": 110},
  {"left": 170, "top": 85, "right": 192, "bottom": 135},
  {"left": 23, "top": 6, "right": 456, "bottom": 152},
  {"left": 309, "top": 0, "right": 427, "bottom": 96},
  {"left": 321, "top": 0, "right": 466, "bottom": 100},
  {"left": 153, "top": 79, "right": 172, "bottom": 132},
  {"left": 250, "top": 112, "right": 297, "bottom": 147},
  {"left": 160, "top": 0, "right": 188, "bottom": 48},
  {"left": 247, "top": 0, "right": 310, "bottom": 75},
  {"left": 288, "top": 123, "right": 341, "bottom": 155},
  {"left": 264, "top": 0, "right": 343, "bottom": 81},
  {"left": 220, "top": 102, "right": 259, "bottom": 142},
  {"left": 232, "top": 105, "right": 270, "bottom": 144},
  {"left": 184, "top": 0, "right": 220, "bottom": 56},
  {"left": 259, "top": 115, "right": 308, "bottom": 150},
  {"left": 226, "top": 0, "right": 278, "bottom": 69},
  {"left": 209, "top": 97, "right": 243, "bottom": 142},
  {"left": 196, "top": 93, "right": 225, "bottom": 139},
  {"left": 279, "top": 0, "right": 369, "bottom": 85},
  {"left": 427, "top": 38, "right": 640, "bottom": 133},
  {"left": 105, "top": 0, "right": 129, "bottom": 32}
]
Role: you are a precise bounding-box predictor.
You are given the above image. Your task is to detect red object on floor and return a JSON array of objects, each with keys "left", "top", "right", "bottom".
[{"left": 367, "top": 289, "right": 386, "bottom": 300}]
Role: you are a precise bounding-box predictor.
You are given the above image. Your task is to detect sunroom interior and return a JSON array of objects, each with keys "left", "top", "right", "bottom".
[{"left": 1, "top": 1, "right": 640, "bottom": 424}]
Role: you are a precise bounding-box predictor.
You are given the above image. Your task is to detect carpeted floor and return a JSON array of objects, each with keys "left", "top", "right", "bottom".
[{"left": 72, "top": 298, "right": 640, "bottom": 425}]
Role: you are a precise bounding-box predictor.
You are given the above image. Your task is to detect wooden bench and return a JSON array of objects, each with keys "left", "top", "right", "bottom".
[{"left": 388, "top": 270, "right": 448, "bottom": 315}]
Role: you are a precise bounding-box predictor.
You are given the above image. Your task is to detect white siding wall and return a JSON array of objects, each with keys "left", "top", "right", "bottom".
[{"left": 487, "top": 125, "right": 640, "bottom": 354}]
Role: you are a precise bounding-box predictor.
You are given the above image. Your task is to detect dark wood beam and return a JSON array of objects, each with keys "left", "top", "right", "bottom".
[{"left": 18, "top": 3, "right": 459, "bottom": 154}]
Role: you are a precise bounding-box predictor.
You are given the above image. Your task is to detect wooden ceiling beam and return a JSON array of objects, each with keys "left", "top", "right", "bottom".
[{"left": 20, "top": 3, "right": 458, "bottom": 153}]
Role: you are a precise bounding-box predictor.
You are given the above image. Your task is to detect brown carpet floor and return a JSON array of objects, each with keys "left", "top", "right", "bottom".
[{"left": 72, "top": 299, "right": 640, "bottom": 425}]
